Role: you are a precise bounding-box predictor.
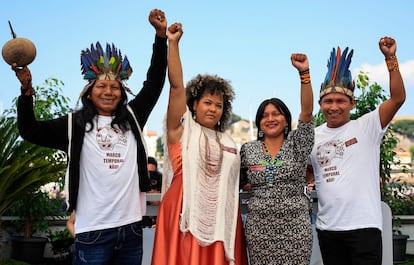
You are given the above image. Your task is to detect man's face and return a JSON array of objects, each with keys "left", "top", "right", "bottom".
[
  {"left": 319, "top": 93, "right": 355, "bottom": 128},
  {"left": 90, "top": 80, "right": 122, "bottom": 116}
]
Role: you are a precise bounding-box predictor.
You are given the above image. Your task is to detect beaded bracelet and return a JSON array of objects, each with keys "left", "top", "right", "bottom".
[
  {"left": 386, "top": 56, "right": 399, "bottom": 72},
  {"left": 299, "top": 69, "right": 311, "bottom": 84}
]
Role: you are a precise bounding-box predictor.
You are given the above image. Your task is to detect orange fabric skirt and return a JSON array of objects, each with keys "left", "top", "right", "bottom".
[{"left": 151, "top": 142, "right": 248, "bottom": 265}]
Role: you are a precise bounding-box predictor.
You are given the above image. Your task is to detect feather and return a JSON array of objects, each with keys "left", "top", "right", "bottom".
[
  {"left": 324, "top": 48, "right": 335, "bottom": 85},
  {"left": 84, "top": 71, "right": 97, "bottom": 80},
  {"left": 331, "top": 47, "right": 341, "bottom": 83},
  {"left": 342, "top": 49, "right": 353, "bottom": 78},
  {"left": 111, "top": 59, "right": 120, "bottom": 73},
  {"left": 338, "top": 47, "right": 348, "bottom": 78},
  {"left": 80, "top": 56, "right": 90, "bottom": 71},
  {"left": 90, "top": 65, "right": 100, "bottom": 74},
  {"left": 336, "top": 47, "right": 349, "bottom": 81},
  {"left": 339, "top": 49, "right": 353, "bottom": 87},
  {"left": 80, "top": 42, "right": 132, "bottom": 81},
  {"left": 320, "top": 46, "right": 355, "bottom": 97}
]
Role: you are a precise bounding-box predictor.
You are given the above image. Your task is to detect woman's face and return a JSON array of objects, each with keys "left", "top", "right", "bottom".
[
  {"left": 260, "top": 103, "right": 288, "bottom": 138},
  {"left": 90, "top": 80, "right": 122, "bottom": 116},
  {"left": 193, "top": 92, "right": 224, "bottom": 130}
]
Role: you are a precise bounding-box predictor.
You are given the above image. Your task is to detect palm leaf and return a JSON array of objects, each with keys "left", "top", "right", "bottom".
[{"left": 0, "top": 116, "right": 66, "bottom": 217}]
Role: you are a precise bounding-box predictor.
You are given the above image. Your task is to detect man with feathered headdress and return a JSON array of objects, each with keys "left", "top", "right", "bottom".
[
  {"left": 12, "top": 9, "right": 168, "bottom": 265},
  {"left": 308, "top": 37, "right": 406, "bottom": 265}
]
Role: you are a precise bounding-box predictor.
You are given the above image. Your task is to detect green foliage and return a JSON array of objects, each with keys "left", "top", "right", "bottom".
[
  {"left": 230, "top": 113, "right": 242, "bottom": 124},
  {"left": 0, "top": 117, "right": 65, "bottom": 217},
  {"left": 156, "top": 137, "right": 163, "bottom": 157},
  {"left": 385, "top": 183, "right": 414, "bottom": 215},
  {"left": 394, "top": 119, "right": 414, "bottom": 137},
  {"left": 380, "top": 125, "right": 399, "bottom": 188},
  {"left": 312, "top": 111, "right": 326, "bottom": 127},
  {"left": 0, "top": 78, "right": 70, "bottom": 239},
  {"left": 6, "top": 190, "right": 66, "bottom": 238},
  {"left": 34, "top": 78, "right": 70, "bottom": 120},
  {"left": 351, "top": 72, "right": 387, "bottom": 120},
  {"left": 47, "top": 228, "right": 74, "bottom": 254},
  {"left": 383, "top": 182, "right": 414, "bottom": 235},
  {"left": 4, "top": 78, "right": 70, "bottom": 120},
  {"left": 411, "top": 146, "right": 414, "bottom": 162},
  {"left": 0, "top": 258, "right": 29, "bottom": 265}
]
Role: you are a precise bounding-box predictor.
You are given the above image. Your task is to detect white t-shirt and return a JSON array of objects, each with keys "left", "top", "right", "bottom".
[
  {"left": 75, "top": 115, "right": 146, "bottom": 234},
  {"left": 310, "top": 109, "right": 386, "bottom": 231}
]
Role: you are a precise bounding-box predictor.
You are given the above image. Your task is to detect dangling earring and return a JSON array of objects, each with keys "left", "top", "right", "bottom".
[
  {"left": 87, "top": 94, "right": 91, "bottom": 99},
  {"left": 258, "top": 130, "right": 264, "bottom": 138},
  {"left": 193, "top": 111, "right": 197, "bottom": 120},
  {"left": 284, "top": 126, "right": 289, "bottom": 136},
  {"left": 217, "top": 121, "right": 221, "bottom": 126}
]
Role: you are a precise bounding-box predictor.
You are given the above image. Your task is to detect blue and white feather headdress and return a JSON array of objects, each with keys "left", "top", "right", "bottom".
[{"left": 320, "top": 47, "right": 355, "bottom": 99}]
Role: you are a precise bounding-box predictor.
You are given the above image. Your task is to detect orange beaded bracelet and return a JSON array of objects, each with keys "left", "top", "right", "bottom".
[
  {"left": 386, "top": 56, "right": 399, "bottom": 72},
  {"left": 299, "top": 69, "right": 311, "bottom": 84}
]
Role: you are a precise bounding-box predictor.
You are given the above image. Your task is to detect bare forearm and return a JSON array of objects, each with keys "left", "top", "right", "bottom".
[
  {"left": 378, "top": 50, "right": 406, "bottom": 127},
  {"left": 291, "top": 54, "right": 313, "bottom": 122},
  {"left": 388, "top": 67, "right": 406, "bottom": 108},
  {"left": 300, "top": 82, "right": 314, "bottom": 122},
  {"left": 168, "top": 41, "right": 183, "bottom": 91}
]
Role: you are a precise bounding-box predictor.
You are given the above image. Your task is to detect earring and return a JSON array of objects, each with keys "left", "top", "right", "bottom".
[
  {"left": 87, "top": 94, "right": 91, "bottom": 99},
  {"left": 193, "top": 111, "right": 196, "bottom": 120},
  {"left": 258, "top": 130, "right": 264, "bottom": 138},
  {"left": 284, "top": 127, "right": 289, "bottom": 136},
  {"left": 217, "top": 121, "right": 221, "bottom": 126}
]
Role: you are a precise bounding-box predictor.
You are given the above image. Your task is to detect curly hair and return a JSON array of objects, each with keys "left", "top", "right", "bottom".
[{"left": 185, "top": 74, "right": 235, "bottom": 132}]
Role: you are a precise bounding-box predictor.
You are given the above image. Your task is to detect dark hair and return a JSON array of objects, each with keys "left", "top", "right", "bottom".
[
  {"left": 255, "top": 98, "right": 292, "bottom": 140},
  {"left": 185, "top": 74, "right": 234, "bottom": 132},
  {"left": 147, "top": 156, "right": 158, "bottom": 168},
  {"left": 75, "top": 80, "right": 129, "bottom": 132}
]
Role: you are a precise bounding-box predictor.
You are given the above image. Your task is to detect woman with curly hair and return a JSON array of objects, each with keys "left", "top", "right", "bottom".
[{"left": 151, "top": 22, "right": 247, "bottom": 265}]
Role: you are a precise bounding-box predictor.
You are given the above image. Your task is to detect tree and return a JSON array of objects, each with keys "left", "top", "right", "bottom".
[
  {"left": 411, "top": 146, "right": 414, "bottom": 162},
  {"left": 393, "top": 119, "right": 414, "bottom": 140},
  {"left": 0, "top": 78, "right": 70, "bottom": 257}
]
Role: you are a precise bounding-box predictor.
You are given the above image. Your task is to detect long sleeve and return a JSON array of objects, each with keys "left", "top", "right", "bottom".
[{"left": 129, "top": 36, "right": 168, "bottom": 127}]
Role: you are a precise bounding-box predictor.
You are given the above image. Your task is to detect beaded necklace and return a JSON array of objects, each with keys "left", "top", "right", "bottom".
[
  {"left": 259, "top": 141, "right": 284, "bottom": 186},
  {"left": 199, "top": 127, "right": 223, "bottom": 177}
]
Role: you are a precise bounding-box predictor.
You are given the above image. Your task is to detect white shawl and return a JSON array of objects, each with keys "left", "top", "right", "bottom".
[{"left": 162, "top": 108, "right": 240, "bottom": 264}]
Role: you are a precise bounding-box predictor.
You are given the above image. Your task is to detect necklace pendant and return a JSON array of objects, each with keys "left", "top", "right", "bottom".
[{"left": 267, "top": 175, "right": 273, "bottom": 187}]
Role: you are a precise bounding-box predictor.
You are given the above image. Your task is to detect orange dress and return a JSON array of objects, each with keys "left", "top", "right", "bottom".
[{"left": 151, "top": 142, "right": 248, "bottom": 265}]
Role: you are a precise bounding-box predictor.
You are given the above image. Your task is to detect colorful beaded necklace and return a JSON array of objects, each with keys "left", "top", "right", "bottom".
[{"left": 259, "top": 141, "right": 284, "bottom": 186}]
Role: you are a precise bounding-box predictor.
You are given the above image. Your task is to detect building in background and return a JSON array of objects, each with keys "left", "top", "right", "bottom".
[
  {"left": 143, "top": 128, "right": 158, "bottom": 158},
  {"left": 391, "top": 116, "right": 414, "bottom": 183}
]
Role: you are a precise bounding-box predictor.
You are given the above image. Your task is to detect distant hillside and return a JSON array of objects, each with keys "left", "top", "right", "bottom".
[{"left": 393, "top": 117, "right": 414, "bottom": 142}]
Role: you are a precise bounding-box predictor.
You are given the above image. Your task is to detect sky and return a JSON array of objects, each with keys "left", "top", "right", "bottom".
[{"left": 1, "top": 0, "right": 413, "bottom": 134}]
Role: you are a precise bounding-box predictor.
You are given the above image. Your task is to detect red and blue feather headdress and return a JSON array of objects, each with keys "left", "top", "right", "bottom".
[{"left": 320, "top": 47, "right": 355, "bottom": 99}]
